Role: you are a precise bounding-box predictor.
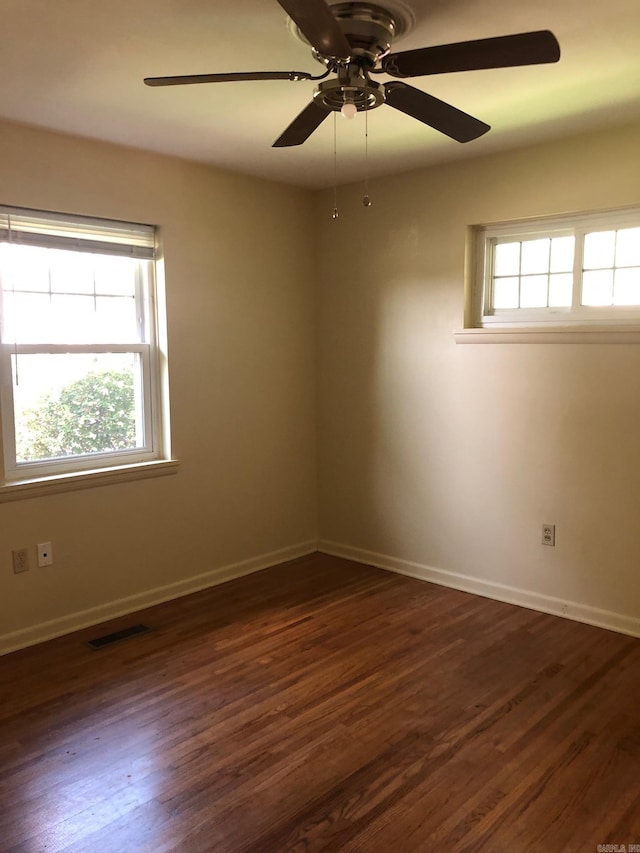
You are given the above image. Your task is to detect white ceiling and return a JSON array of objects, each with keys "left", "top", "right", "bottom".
[{"left": 2, "top": 0, "right": 640, "bottom": 189}]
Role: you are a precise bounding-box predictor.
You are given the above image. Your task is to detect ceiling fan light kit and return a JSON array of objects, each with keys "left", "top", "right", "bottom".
[{"left": 144, "top": 0, "right": 560, "bottom": 148}]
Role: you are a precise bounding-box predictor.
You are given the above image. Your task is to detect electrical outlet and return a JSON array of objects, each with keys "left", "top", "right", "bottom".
[
  {"left": 542, "top": 524, "right": 556, "bottom": 546},
  {"left": 37, "top": 542, "right": 53, "bottom": 567},
  {"left": 12, "top": 549, "right": 29, "bottom": 574}
]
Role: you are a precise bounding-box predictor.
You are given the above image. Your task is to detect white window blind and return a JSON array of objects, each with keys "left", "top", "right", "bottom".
[{"left": 0, "top": 206, "right": 155, "bottom": 259}]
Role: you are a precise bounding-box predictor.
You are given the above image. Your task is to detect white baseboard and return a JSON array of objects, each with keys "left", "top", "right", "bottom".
[
  {"left": 6, "top": 538, "right": 637, "bottom": 656},
  {"left": 319, "top": 540, "right": 640, "bottom": 638},
  {"left": 0, "top": 540, "right": 318, "bottom": 656}
]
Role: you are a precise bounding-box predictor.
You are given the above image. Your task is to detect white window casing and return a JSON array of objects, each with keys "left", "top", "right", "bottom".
[
  {"left": 0, "top": 205, "right": 174, "bottom": 495},
  {"left": 460, "top": 206, "right": 640, "bottom": 342}
]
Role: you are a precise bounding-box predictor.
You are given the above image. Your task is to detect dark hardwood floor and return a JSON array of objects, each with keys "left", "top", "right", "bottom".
[{"left": 1, "top": 553, "right": 639, "bottom": 852}]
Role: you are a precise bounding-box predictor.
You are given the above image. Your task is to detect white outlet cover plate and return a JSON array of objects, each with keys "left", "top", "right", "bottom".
[{"left": 37, "top": 541, "right": 53, "bottom": 567}]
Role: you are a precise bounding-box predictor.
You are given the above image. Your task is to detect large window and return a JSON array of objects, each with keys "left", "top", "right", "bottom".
[
  {"left": 0, "top": 205, "right": 167, "bottom": 484},
  {"left": 473, "top": 207, "right": 640, "bottom": 329}
]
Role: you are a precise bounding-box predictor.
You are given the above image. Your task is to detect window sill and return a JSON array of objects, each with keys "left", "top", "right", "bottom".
[
  {"left": 454, "top": 326, "right": 640, "bottom": 344},
  {"left": 0, "top": 459, "right": 180, "bottom": 503}
]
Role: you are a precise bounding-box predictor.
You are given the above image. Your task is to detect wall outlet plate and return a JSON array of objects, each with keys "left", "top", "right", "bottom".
[
  {"left": 37, "top": 542, "right": 53, "bottom": 567},
  {"left": 12, "top": 549, "right": 29, "bottom": 573},
  {"left": 542, "top": 524, "right": 556, "bottom": 546}
]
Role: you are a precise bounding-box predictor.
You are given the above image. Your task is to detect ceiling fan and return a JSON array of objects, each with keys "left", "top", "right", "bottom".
[{"left": 144, "top": 0, "right": 560, "bottom": 147}]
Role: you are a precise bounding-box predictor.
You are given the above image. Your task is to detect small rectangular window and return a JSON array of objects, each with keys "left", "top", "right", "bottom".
[
  {"left": 0, "top": 205, "right": 168, "bottom": 483},
  {"left": 472, "top": 207, "right": 640, "bottom": 329}
]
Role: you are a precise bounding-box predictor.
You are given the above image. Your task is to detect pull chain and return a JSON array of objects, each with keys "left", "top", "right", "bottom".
[
  {"left": 332, "top": 112, "right": 339, "bottom": 219},
  {"left": 363, "top": 100, "right": 372, "bottom": 208}
]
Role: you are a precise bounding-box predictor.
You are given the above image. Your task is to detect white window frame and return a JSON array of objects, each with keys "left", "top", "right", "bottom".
[
  {"left": 0, "top": 205, "right": 170, "bottom": 489},
  {"left": 470, "top": 206, "right": 640, "bottom": 332}
]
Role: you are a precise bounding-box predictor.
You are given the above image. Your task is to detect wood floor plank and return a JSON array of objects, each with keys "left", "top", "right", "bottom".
[{"left": 1, "top": 553, "right": 638, "bottom": 852}]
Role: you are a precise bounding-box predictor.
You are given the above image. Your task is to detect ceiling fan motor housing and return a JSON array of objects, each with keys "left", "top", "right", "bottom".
[
  {"left": 323, "top": 2, "right": 402, "bottom": 61},
  {"left": 291, "top": 1, "right": 413, "bottom": 62},
  {"left": 315, "top": 3, "right": 413, "bottom": 113}
]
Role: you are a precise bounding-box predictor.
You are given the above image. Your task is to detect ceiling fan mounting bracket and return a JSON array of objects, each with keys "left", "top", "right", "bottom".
[{"left": 291, "top": 1, "right": 414, "bottom": 65}]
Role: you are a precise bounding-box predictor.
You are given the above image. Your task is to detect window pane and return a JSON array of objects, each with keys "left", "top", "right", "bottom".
[
  {"left": 582, "top": 269, "right": 614, "bottom": 305},
  {"left": 0, "top": 244, "right": 50, "bottom": 292},
  {"left": 94, "top": 256, "right": 137, "bottom": 296},
  {"left": 550, "top": 236, "right": 574, "bottom": 273},
  {"left": 549, "top": 273, "right": 573, "bottom": 307},
  {"left": 1, "top": 255, "right": 142, "bottom": 344},
  {"left": 51, "top": 294, "right": 100, "bottom": 337},
  {"left": 521, "top": 239, "right": 550, "bottom": 275},
  {"left": 583, "top": 231, "right": 615, "bottom": 269},
  {"left": 520, "top": 274, "right": 548, "bottom": 308},
  {"left": 2, "top": 292, "right": 49, "bottom": 342},
  {"left": 613, "top": 268, "right": 640, "bottom": 305},
  {"left": 493, "top": 276, "right": 519, "bottom": 309},
  {"left": 50, "top": 250, "right": 95, "bottom": 294},
  {"left": 3, "top": 292, "right": 138, "bottom": 344},
  {"left": 95, "top": 296, "right": 139, "bottom": 338},
  {"left": 494, "top": 242, "right": 520, "bottom": 277},
  {"left": 615, "top": 228, "right": 640, "bottom": 267},
  {"left": 12, "top": 352, "right": 145, "bottom": 463}
]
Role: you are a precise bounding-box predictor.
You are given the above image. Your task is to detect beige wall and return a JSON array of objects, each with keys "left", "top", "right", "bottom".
[
  {"left": 317, "top": 120, "right": 640, "bottom": 624},
  {"left": 2, "top": 116, "right": 640, "bottom": 649},
  {"left": 0, "top": 120, "right": 318, "bottom": 646}
]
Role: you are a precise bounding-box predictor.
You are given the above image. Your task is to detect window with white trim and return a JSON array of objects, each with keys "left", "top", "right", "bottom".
[
  {"left": 0, "top": 205, "right": 168, "bottom": 484},
  {"left": 473, "top": 207, "right": 640, "bottom": 328}
]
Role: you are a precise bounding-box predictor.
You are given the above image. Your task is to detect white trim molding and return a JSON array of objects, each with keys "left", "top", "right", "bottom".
[
  {"left": 319, "top": 540, "right": 640, "bottom": 638},
  {"left": 6, "top": 539, "right": 638, "bottom": 656},
  {"left": 454, "top": 327, "right": 640, "bottom": 344},
  {"left": 0, "top": 458, "right": 180, "bottom": 503},
  {"left": 0, "top": 540, "right": 318, "bottom": 656}
]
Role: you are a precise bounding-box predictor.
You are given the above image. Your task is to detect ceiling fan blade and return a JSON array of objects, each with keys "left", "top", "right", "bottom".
[
  {"left": 385, "top": 82, "right": 490, "bottom": 143},
  {"left": 144, "top": 70, "right": 313, "bottom": 87},
  {"left": 382, "top": 30, "right": 560, "bottom": 77},
  {"left": 273, "top": 100, "right": 331, "bottom": 147},
  {"left": 276, "top": 0, "right": 352, "bottom": 58}
]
